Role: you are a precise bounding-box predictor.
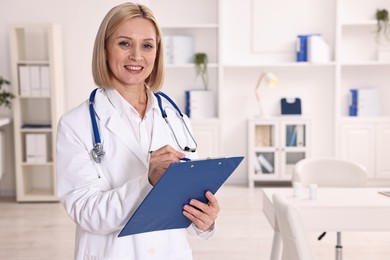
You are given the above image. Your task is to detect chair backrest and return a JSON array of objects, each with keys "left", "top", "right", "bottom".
[
  {"left": 273, "top": 193, "right": 314, "bottom": 260},
  {"left": 292, "top": 157, "right": 367, "bottom": 188}
]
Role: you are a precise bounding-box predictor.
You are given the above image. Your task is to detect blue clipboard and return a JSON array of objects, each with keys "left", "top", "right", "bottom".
[{"left": 118, "top": 156, "right": 244, "bottom": 237}]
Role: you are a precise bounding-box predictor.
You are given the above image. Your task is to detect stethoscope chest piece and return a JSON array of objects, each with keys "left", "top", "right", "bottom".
[{"left": 91, "top": 143, "right": 105, "bottom": 163}]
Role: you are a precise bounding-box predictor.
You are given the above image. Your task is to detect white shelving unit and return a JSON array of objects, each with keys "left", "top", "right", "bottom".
[
  {"left": 150, "top": 0, "right": 221, "bottom": 158},
  {"left": 220, "top": 0, "right": 390, "bottom": 185},
  {"left": 248, "top": 117, "right": 310, "bottom": 188},
  {"left": 335, "top": 0, "right": 390, "bottom": 182},
  {"left": 9, "top": 24, "right": 64, "bottom": 202}
]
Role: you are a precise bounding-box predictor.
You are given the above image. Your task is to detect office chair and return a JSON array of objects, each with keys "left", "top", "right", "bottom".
[
  {"left": 273, "top": 193, "right": 314, "bottom": 260},
  {"left": 292, "top": 157, "right": 368, "bottom": 260}
]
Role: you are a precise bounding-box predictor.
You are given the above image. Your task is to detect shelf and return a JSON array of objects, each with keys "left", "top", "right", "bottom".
[
  {"left": 223, "top": 62, "right": 336, "bottom": 68},
  {"left": 190, "top": 117, "right": 220, "bottom": 124},
  {"left": 161, "top": 23, "right": 218, "bottom": 29},
  {"left": 19, "top": 96, "right": 51, "bottom": 99},
  {"left": 166, "top": 63, "right": 219, "bottom": 69},
  {"left": 10, "top": 24, "right": 64, "bottom": 202},
  {"left": 22, "top": 162, "right": 53, "bottom": 166},
  {"left": 20, "top": 128, "right": 52, "bottom": 133},
  {"left": 17, "top": 60, "right": 50, "bottom": 65},
  {"left": 254, "top": 147, "right": 276, "bottom": 152},
  {"left": 341, "top": 20, "right": 377, "bottom": 27},
  {"left": 340, "top": 61, "right": 390, "bottom": 66},
  {"left": 338, "top": 116, "right": 390, "bottom": 124},
  {"left": 284, "top": 147, "right": 309, "bottom": 152}
]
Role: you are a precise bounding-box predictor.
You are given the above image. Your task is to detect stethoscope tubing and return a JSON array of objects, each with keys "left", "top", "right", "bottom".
[
  {"left": 88, "top": 88, "right": 197, "bottom": 163},
  {"left": 89, "top": 88, "right": 101, "bottom": 145}
]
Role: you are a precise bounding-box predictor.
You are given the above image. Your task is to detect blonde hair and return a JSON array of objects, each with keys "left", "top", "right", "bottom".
[{"left": 92, "top": 2, "right": 165, "bottom": 92}]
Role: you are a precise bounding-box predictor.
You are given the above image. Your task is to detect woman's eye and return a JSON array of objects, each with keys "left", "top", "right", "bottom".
[
  {"left": 143, "top": 43, "right": 153, "bottom": 49},
  {"left": 119, "top": 41, "right": 130, "bottom": 47}
]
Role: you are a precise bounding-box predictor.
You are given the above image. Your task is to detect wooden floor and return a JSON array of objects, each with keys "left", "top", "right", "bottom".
[{"left": 0, "top": 185, "right": 389, "bottom": 260}]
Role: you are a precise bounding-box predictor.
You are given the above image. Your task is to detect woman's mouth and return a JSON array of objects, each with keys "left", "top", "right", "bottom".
[{"left": 125, "top": 65, "right": 143, "bottom": 71}]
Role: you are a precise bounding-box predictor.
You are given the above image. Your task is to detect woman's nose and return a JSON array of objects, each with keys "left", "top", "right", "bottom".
[{"left": 128, "top": 47, "right": 142, "bottom": 61}]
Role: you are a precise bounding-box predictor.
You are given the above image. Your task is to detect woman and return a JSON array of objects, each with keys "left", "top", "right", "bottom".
[{"left": 56, "top": 3, "right": 219, "bottom": 259}]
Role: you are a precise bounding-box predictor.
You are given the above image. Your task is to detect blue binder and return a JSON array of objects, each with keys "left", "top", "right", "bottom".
[{"left": 118, "top": 156, "right": 244, "bottom": 237}]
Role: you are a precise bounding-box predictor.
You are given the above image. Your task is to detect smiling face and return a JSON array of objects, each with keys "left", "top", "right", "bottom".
[{"left": 105, "top": 17, "right": 157, "bottom": 91}]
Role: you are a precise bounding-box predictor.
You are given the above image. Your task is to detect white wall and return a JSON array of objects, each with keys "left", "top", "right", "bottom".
[
  {"left": 1, "top": 0, "right": 151, "bottom": 111},
  {"left": 0, "top": 0, "right": 148, "bottom": 195},
  {"left": 0, "top": 0, "right": 335, "bottom": 191}
]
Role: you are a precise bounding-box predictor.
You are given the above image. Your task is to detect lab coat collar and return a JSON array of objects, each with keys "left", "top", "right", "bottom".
[
  {"left": 93, "top": 88, "right": 149, "bottom": 168},
  {"left": 104, "top": 86, "right": 159, "bottom": 117}
]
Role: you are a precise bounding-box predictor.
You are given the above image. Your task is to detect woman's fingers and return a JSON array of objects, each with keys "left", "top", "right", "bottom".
[
  {"left": 183, "top": 191, "right": 220, "bottom": 231},
  {"left": 148, "top": 145, "right": 185, "bottom": 185}
]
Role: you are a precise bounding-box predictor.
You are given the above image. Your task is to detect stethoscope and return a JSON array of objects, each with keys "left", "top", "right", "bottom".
[{"left": 89, "top": 88, "right": 197, "bottom": 163}]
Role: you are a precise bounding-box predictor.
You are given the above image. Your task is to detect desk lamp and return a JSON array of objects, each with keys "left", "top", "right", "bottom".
[{"left": 255, "top": 71, "right": 278, "bottom": 116}]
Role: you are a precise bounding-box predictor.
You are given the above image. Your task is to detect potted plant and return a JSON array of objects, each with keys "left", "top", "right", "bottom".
[
  {"left": 186, "top": 53, "right": 215, "bottom": 118},
  {"left": 375, "top": 9, "right": 390, "bottom": 42},
  {"left": 194, "top": 53, "right": 208, "bottom": 90},
  {"left": 0, "top": 76, "right": 15, "bottom": 108}
]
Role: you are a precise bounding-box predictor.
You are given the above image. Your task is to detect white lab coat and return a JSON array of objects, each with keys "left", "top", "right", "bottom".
[{"left": 56, "top": 88, "right": 213, "bottom": 260}]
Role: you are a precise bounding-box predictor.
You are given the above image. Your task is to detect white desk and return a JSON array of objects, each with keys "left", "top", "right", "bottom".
[{"left": 262, "top": 188, "right": 390, "bottom": 260}]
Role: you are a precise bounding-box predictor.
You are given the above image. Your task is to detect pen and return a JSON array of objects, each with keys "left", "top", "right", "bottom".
[{"left": 150, "top": 151, "right": 191, "bottom": 162}]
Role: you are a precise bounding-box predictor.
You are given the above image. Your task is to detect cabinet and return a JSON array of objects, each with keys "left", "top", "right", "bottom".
[
  {"left": 339, "top": 120, "right": 390, "bottom": 180},
  {"left": 247, "top": 117, "right": 310, "bottom": 188},
  {"left": 191, "top": 118, "right": 220, "bottom": 159},
  {"left": 149, "top": 0, "right": 221, "bottom": 157},
  {"left": 9, "top": 24, "right": 64, "bottom": 202}
]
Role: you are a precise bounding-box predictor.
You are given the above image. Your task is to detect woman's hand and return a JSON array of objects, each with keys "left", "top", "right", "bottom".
[
  {"left": 148, "top": 145, "right": 185, "bottom": 186},
  {"left": 183, "top": 191, "right": 220, "bottom": 231}
]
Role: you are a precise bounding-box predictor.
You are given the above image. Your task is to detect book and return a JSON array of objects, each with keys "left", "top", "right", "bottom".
[
  {"left": 25, "top": 133, "right": 47, "bottom": 163},
  {"left": 296, "top": 35, "right": 309, "bottom": 62},
  {"left": 40, "top": 65, "right": 51, "bottom": 97},
  {"left": 254, "top": 154, "right": 263, "bottom": 174},
  {"left": 286, "top": 125, "right": 297, "bottom": 147},
  {"left": 18, "top": 65, "right": 51, "bottom": 97},
  {"left": 296, "top": 125, "right": 305, "bottom": 147},
  {"left": 185, "top": 90, "right": 215, "bottom": 118},
  {"left": 30, "top": 65, "right": 41, "bottom": 97},
  {"left": 357, "top": 88, "right": 381, "bottom": 117},
  {"left": 18, "top": 65, "right": 31, "bottom": 96},
  {"left": 165, "top": 35, "right": 194, "bottom": 64},
  {"left": 307, "top": 35, "right": 330, "bottom": 63},
  {"left": 257, "top": 154, "right": 274, "bottom": 173},
  {"left": 349, "top": 89, "right": 358, "bottom": 116},
  {"left": 349, "top": 88, "right": 381, "bottom": 117},
  {"left": 297, "top": 34, "right": 329, "bottom": 63}
]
